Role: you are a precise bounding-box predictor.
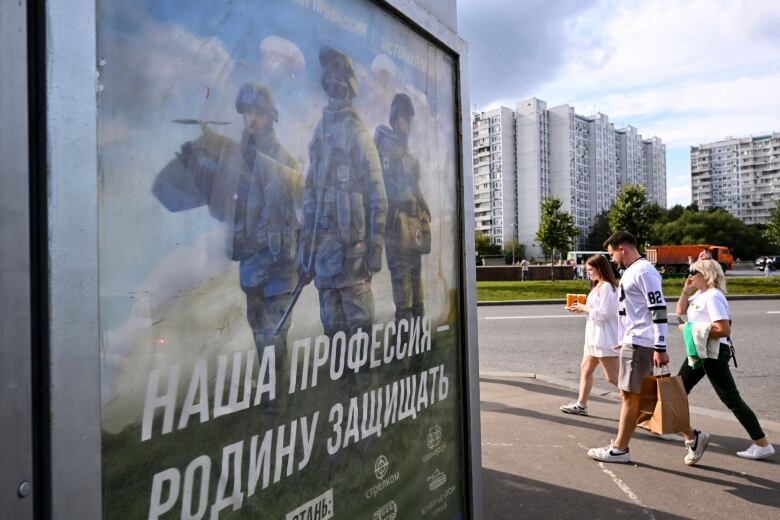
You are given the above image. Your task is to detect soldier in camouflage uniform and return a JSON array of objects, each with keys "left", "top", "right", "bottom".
[
  {"left": 374, "top": 93, "right": 430, "bottom": 324},
  {"left": 298, "top": 46, "right": 388, "bottom": 338},
  {"left": 161, "top": 84, "right": 303, "bottom": 377}
]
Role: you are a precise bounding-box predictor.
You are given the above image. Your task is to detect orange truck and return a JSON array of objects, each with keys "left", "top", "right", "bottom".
[{"left": 645, "top": 244, "right": 734, "bottom": 274}]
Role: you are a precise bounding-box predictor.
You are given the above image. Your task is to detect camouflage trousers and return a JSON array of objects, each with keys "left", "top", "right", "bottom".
[
  {"left": 317, "top": 281, "right": 374, "bottom": 337},
  {"left": 242, "top": 287, "right": 293, "bottom": 380},
  {"left": 388, "top": 252, "right": 424, "bottom": 322}
]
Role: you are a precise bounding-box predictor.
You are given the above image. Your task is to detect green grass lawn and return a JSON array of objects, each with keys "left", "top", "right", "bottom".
[{"left": 477, "top": 277, "right": 780, "bottom": 302}]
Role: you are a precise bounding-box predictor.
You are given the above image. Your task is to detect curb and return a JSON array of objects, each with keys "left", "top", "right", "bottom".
[
  {"left": 478, "top": 370, "right": 780, "bottom": 433},
  {"left": 477, "top": 294, "right": 780, "bottom": 306}
]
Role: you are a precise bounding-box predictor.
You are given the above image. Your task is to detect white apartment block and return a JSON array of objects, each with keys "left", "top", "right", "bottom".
[
  {"left": 472, "top": 97, "right": 666, "bottom": 258},
  {"left": 691, "top": 133, "right": 780, "bottom": 224},
  {"left": 472, "top": 106, "right": 516, "bottom": 246}
]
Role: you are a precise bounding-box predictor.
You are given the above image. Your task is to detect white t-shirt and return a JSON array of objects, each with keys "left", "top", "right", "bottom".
[
  {"left": 618, "top": 258, "right": 668, "bottom": 350},
  {"left": 585, "top": 282, "right": 619, "bottom": 348},
  {"left": 687, "top": 288, "right": 730, "bottom": 345}
]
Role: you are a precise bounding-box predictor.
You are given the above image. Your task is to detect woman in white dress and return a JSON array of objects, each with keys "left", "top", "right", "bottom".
[{"left": 560, "top": 254, "right": 619, "bottom": 416}]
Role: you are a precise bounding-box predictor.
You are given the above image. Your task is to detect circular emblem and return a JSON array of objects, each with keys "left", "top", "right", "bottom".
[
  {"left": 415, "top": 228, "right": 423, "bottom": 246},
  {"left": 381, "top": 154, "right": 390, "bottom": 171},
  {"left": 374, "top": 454, "right": 389, "bottom": 480}
]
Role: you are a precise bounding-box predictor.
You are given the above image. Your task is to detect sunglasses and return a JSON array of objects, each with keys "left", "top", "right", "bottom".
[{"left": 688, "top": 268, "right": 699, "bottom": 276}]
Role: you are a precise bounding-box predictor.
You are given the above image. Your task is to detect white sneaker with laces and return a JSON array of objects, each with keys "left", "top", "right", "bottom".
[
  {"left": 560, "top": 402, "right": 588, "bottom": 415},
  {"left": 684, "top": 430, "right": 710, "bottom": 465},
  {"left": 736, "top": 443, "right": 775, "bottom": 460},
  {"left": 588, "top": 441, "right": 630, "bottom": 463}
]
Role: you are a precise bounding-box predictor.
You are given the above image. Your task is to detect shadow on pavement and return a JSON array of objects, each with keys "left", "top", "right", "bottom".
[
  {"left": 482, "top": 467, "right": 689, "bottom": 519},
  {"left": 634, "top": 462, "right": 780, "bottom": 508},
  {"left": 480, "top": 376, "right": 618, "bottom": 404},
  {"left": 481, "top": 399, "right": 619, "bottom": 436}
]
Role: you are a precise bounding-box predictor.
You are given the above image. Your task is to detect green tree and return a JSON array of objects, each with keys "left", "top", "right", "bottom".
[
  {"left": 502, "top": 239, "right": 525, "bottom": 265},
  {"left": 608, "top": 184, "right": 652, "bottom": 248},
  {"left": 652, "top": 208, "right": 765, "bottom": 260},
  {"left": 535, "top": 197, "right": 579, "bottom": 261},
  {"left": 475, "top": 232, "right": 500, "bottom": 258},
  {"left": 763, "top": 199, "right": 780, "bottom": 247},
  {"left": 585, "top": 211, "right": 611, "bottom": 250}
]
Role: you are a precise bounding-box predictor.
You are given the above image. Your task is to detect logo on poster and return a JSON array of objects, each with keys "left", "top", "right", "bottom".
[
  {"left": 427, "top": 469, "right": 447, "bottom": 491},
  {"left": 427, "top": 425, "right": 442, "bottom": 450},
  {"left": 374, "top": 454, "right": 389, "bottom": 480},
  {"left": 373, "top": 500, "right": 398, "bottom": 520}
]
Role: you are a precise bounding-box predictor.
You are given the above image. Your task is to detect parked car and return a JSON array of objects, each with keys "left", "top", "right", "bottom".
[{"left": 755, "top": 255, "right": 780, "bottom": 271}]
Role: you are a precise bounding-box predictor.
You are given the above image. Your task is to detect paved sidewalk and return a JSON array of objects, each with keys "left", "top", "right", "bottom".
[{"left": 479, "top": 372, "right": 780, "bottom": 519}]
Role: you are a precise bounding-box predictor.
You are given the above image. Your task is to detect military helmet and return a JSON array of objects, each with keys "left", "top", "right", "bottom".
[
  {"left": 319, "top": 46, "right": 358, "bottom": 99},
  {"left": 389, "top": 93, "right": 415, "bottom": 125},
  {"left": 235, "top": 83, "right": 278, "bottom": 122}
]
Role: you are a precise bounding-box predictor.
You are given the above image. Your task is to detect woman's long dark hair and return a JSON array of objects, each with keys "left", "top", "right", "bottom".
[{"left": 587, "top": 254, "right": 618, "bottom": 290}]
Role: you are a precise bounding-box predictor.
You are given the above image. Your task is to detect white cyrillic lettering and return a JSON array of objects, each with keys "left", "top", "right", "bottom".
[
  {"left": 211, "top": 442, "right": 244, "bottom": 519},
  {"left": 178, "top": 360, "right": 209, "bottom": 430},
  {"left": 438, "top": 365, "right": 449, "bottom": 401},
  {"left": 227, "top": 351, "right": 252, "bottom": 413},
  {"left": 398, "top": 375, "right": 418, "bottom": 421},
  {"left": 421, "top": 316, "right": 432, "bottom": 353},
  {"left": 182, "top": 455, "right": 211, "bottom": 520},
  {"left": 409, "top": 316, "right": 421, "bottom": 356},
  {"left": 253, "top": 345, "right": 276, "bottom": 405},
  {"left": 370, "top": 323, "right": 383, "bottom": 368},
  {"left": 347, "top": 328, "right": 369, "bottom": 373},
  {"left": 274, "top": 421, "right": 297, "bottom": 483},
  {"left": 142, "top": 365, "right": 180, "bottom": 442},
  {"left": 383, "top": 381, "right": 399, "bottom": 427},
  {"left": 396, "top": 319, "right": 408, "bottom": 359},
  {"left": 361, "top": 390, "right": 382, "bottom": 440},
  {"left": 327, "top": 404, "right": 344, "bottom": 455},
  {"left": 329, "top": 331, "right": 347, "bottom": 381},
  {"left": 213, "top": 355, "right": 230, "bottom": 418},
  {"left": 417, "top": 370, "right": 429, "bottom": 411},
  {"left": 299, "top": 412, "right": 319, "bottom": 470},
  {"left": 289, "top": 338, "right": 311, "bottom": 393},
  {"left": 428, "top": 365, "right": 440, "bottom": 405},
  {"left": 383, "top": 320, "right": 396, "bottom": 364},
  {"left": 343, "top": 397, "right": 360, "bottom": 448},
  {"left": 247, "top": 429, "right": 273, "bottom": 496},
  {"left": 148, "top": 467, "right": 180, "bottom": 520},
  {"left": 311, "top": 334, "right": 329, "bottom": 388}
]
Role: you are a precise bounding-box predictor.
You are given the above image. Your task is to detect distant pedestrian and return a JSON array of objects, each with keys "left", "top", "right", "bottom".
[
  {"left": 560, "top": 254, "right": 620, "bottom": 416},
  {"left": 520, "top": 258, "right": 529, "bottom": 281},
  {"left": 587, "top": 230, "right": 669, "bottom": 463},
  {"left": 676, "top": 259, "right": 775, "bottom": 462},
  {"left": 764, "top": 258, "right": 774, "bottom": 277}
]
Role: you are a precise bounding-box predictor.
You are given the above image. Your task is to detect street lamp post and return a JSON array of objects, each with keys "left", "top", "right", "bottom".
[{"left": 511, "top": 223, "right": 516, "bottom": 265}]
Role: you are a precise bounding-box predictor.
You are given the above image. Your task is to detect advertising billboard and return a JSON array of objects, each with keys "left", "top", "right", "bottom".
[{"left": 97, "top": 0, "right": 471, "bottom": 517}]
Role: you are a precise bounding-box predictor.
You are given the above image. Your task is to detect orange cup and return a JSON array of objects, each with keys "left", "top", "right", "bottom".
[
  {"left": 577, "top": 294, "right": 586, "bottom": 305},
  {"left": 566, "top": 294, "right": 576, "bottom": 308}
]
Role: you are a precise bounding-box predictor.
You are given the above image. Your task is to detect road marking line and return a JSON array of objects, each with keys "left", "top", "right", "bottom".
[
  {"left": 574, "top": 441, "right": 656, "bottom": 520},
  {"left": 767, "top": 311, "right": 780, "bottom": 314}
]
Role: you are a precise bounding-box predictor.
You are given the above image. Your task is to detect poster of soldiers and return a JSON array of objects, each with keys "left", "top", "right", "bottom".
[{"left": 97, "top": 0, "right": 467, "bottom": 518}]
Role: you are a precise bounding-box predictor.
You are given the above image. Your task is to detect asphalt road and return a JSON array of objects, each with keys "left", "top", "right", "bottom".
[{"left": 477, "top": 299, "right": 780, "bottom": 422}]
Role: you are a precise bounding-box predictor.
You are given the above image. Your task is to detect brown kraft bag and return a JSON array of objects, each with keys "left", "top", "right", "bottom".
[{"left": 637, "top": 374, "right": 691, "bottom": 434}]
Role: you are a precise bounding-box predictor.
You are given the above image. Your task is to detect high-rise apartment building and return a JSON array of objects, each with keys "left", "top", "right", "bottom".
[
  {"left": 472, "top": 98, "right": 666, "bottom": 257},
  {"left": 472, "top": 106, "right": 516, "bottom": 245},
  {"left": 691, "top": 133, "right": 780, "bottom": 224}
]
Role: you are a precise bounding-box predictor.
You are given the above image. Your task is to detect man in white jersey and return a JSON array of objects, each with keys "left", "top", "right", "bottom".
[{"left": 588, "top": 230, "right": 669, "bottom": 463}]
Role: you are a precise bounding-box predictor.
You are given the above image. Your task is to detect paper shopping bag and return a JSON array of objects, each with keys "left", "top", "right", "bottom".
[
  {"left": 639, "top": 375, "right": 691, "bottom": 434},
  {"left": 636, "top": 375, "right": 658, "bottom": 428}
]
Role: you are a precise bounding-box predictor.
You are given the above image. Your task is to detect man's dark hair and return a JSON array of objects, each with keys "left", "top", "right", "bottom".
[{"left": 603, "top": 230, "right": 637, "bottom": 250}]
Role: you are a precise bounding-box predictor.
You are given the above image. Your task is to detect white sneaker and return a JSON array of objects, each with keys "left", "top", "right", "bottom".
[
  {"left": 736, "top": 443, "right": 776, "bottom": 460},
  {"left": 560, "top": 402, "right": 588, "bottom": 416},
  {"left": 588, "top": 441, "right": 630, "bottom": 463},
  {"left": 684, "top": 430, "right": 710, "bottom": 466}
]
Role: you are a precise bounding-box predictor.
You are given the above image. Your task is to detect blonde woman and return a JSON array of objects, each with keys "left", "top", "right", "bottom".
[
  {"left": 560, "top": 254, "right": 619, "bottom": 416},
  {"left": 676, "top": 259, "right": 775, "bottom": 464}
]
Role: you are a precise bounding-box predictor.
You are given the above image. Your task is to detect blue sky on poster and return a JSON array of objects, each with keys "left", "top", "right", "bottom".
[{"left": 457, "top": 0, "right": 780, "bottom": 208}]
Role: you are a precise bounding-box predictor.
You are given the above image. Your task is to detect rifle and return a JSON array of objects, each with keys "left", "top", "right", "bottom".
[
  {"left": 274, "top": 122, "right": 335, "bottom": 335},
  {"left": 172, "top": 119, "right": 230, "bottom": 125}
]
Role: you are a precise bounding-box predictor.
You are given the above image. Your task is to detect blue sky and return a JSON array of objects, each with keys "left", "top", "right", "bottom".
[{"left": 457, "top": 0, "right": 780, "bottom": 207}]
